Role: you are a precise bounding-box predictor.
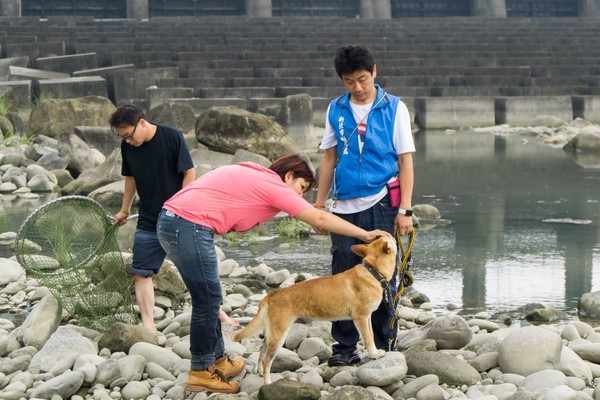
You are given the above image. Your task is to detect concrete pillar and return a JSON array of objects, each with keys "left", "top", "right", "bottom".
[
  {"left": 127, "top": 0, "right": 148, "bottom": 19},
  {"left": 360, "top": 0, "right": 391, "bottom": 19},
  {"left": 246, "top": 0, "right": 272, "bottom": 17},
  {"left": 471, "top": 0, "right": 506, "bottom": 17},
  {"left": 0, "top": 0, "right": 21, "bottom": 17},
  {"left": 580, "top": 0, "right": 600, "bottom": 16},
  {"left": 373, "top": 0, "right": 392, "bottom": 18}
]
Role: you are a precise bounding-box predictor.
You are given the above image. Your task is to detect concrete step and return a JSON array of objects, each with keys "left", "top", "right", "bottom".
[{"left": 197, "top": 87, "right": 277, "bottom": 99}]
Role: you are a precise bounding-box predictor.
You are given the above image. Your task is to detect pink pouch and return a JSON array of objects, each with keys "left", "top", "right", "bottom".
[{"left": 386, "top": 180, "right": 401, "bottom": 208}]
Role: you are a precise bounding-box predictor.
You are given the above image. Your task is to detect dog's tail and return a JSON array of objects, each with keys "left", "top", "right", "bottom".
[{"left": 233, "top": 301, "right": 267, "bottom": 341}]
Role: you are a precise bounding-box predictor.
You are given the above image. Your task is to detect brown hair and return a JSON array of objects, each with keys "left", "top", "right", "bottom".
[{"left": 269, "top": 154, "right": 316, "bottom": 191}]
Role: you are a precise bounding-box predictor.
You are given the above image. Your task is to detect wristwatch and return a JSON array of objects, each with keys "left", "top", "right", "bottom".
[{"left": 398, "top": 208, "right": 413, "bottom": 216}]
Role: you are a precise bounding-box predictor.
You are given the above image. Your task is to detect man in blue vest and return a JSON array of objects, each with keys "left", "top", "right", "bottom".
[{"left": 313, "top": 45, "right": 415, "bottom": 366}]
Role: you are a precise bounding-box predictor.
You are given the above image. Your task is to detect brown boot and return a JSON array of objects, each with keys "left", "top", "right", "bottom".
[
  {"left": 187, "top": 365, "right": 240, "bottom": 393},
  {"left": 215, "top": 354, "right": 245, "bottom": 378}
]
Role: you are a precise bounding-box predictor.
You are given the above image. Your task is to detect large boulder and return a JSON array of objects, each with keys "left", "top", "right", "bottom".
[
  {"left": 148, "top": 102, "right": 197, "bottom": 135},
  {"left": 57, "top": 132, "right": 106, "bottom": 176},
  {"left": 62, "top": 148, "right": 123, "bottom": 196},
  {"left": 26, "top": 96, "right": 115, "bottom": 138},
  {"left": 563, "top": 130, "right": 600, "bottom": 153},
  {"left": 562, "top": 128, "right": 600, "bottom": 168},
  {"left": 578, "top": 291, "right": 600, "bottom": 319},
  {"left": 497, "top": 326, "right": 562, "bottom": 376},
  {"left": 195, "top": 106, "right": 296, "bottom": 160}
]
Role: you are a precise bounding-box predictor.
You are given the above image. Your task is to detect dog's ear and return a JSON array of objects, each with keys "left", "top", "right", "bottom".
[
  {"left": 384, "top": 241, "right": 394, "bottom": 254},
  {"left": 351, "top": 244, "right": 368, "bottom": 257}
]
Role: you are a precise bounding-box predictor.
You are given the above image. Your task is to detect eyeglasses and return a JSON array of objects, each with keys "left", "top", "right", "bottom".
[{"left": 116, "top": 121, "right": 138, "bottom": 141}]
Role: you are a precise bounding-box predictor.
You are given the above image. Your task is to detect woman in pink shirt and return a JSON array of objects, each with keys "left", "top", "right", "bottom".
[{"left": 156, "top": 154, "right": 390, "bottom": 394}]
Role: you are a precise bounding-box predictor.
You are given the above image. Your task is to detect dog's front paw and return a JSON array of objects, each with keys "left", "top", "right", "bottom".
[{"left": 369, "top": 349, "right": 385, "bottom": 359}]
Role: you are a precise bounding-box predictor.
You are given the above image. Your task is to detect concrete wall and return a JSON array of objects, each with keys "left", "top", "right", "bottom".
[
  {"left": 127, "top": 0, "right": 148, "bottom": 19},
  {"left": 471, "top": 0, "right": 506, "bottom": 17},
  {"left": 246, "top": 0, "right": 272, "bottom": 18},
  {"left": 0, "top": 0, "right": 20, "bottom": 17},
  {"left": 4, "top": 0, "right": 593, "bottom": 18},
  {"left": 580, "top": 0, "right": 600, "bottom": 16}
]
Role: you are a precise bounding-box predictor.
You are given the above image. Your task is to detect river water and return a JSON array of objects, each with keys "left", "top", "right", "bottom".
[{"left": 1, "top": 128, "right": 599, "bottom": 321}]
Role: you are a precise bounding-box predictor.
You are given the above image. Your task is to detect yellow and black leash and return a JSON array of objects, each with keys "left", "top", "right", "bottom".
[{"left": 387, "top": 229, "right": 415, "bottom": 350}]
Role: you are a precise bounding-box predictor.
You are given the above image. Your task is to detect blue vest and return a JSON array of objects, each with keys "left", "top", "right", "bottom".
[{"left": 328, "top": 85, "right": 400, "bottom": 200}]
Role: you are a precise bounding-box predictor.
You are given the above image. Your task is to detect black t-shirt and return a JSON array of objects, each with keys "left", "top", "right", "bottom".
[{"left": 121, "top": 124, "right": 194, "bottom": 231}]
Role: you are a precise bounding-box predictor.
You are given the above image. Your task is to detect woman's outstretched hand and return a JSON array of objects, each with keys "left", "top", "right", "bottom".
[{"left": 361, "top": 229, "right": 392, "bottom": 243}]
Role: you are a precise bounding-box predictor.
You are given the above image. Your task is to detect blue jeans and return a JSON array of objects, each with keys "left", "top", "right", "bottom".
[
  {"left": 156, "top": 209, "right": 224, "bottom": 370},
  {"left": 330, "top": 194, "right": 398, "bottom": 353},
  {"left": 129, "top": 228, "right": 166, "bottom": 278}
]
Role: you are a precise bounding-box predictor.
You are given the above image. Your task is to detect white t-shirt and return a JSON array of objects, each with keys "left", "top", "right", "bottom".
[{"left": 320, "top": 99, "right": 415, "bottom": 214}]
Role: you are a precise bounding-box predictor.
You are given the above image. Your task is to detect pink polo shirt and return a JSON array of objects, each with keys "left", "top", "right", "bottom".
[{"left": 163, "top": 162, "right": 312, "bottom": 234}]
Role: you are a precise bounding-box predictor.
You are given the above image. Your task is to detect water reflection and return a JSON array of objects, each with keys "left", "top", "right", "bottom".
[
  {"left": 413, "top": 129, "right": 600, "bottom": 316},
  {"left": 1, "top": 129, "right": 599, "bottom": 318}
]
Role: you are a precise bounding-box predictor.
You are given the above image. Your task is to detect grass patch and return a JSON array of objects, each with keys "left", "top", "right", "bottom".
[{"left": 277, "top": 217, "right": 311, "bottom": 238}]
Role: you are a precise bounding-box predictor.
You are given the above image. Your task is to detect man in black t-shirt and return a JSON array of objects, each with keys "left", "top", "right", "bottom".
[{"left": 110, "top": 104, "right": 195, "bottom": 332}]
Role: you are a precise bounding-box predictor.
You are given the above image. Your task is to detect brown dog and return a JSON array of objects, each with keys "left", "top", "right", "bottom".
[{"left": 233, "top": 236, "right": 397, "bottom": 384}]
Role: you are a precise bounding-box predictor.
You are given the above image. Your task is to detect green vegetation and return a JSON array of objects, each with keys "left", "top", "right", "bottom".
[
  {"left": 222, "top": 223, "right": 271, "bottom": 245},
  {"left": 37, "top": 87, "right": 72, "bottom": 102},
  {"left": 277, "top": 217, "right": 311, "bottom": 238},
  {"left": 0, "top": 97, "right": 11, "bottom": 116},
  {"left": 0, "top": 210, "right": 8, "bottom": 233}
]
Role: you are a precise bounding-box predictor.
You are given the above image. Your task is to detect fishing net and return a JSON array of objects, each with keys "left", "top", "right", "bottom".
[{"left": 14, "top": 195, "right": 139, "bottom": 331}]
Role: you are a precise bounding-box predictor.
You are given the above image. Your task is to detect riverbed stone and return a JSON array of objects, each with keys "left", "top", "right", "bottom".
[
  {"left": 469, "top": 351, "right": 499, "bottom": 372},
  {"left": 265, "top": 269, "right": 291, "bottom": 287},
  {"left": 57, "top": 131, "right": 106, "bottom": 175},
  {"left": 285, "top": 323, "right": 308, "bottom": 350},
  {"left": 30, "top": 370, "right": 84, "bottom": 399},
  {"left": 26, "top": 173, "right": 57, "bottom": 192},
  {"left": 0, "top": 258, "right": 25, "bottom": 286},
  {"left": 522, "top": 369, "right": 567, "bottom": 391},
  {"left": 405, "top": 350, "right": 480, "bottom": 386},
  {"left": 36, "top": 152, "right": 68, "bottom": 170},
  {"left": 498, "top": 326, "right": 562, "bottom": 376},
  {"left": 568, "top": 342, "right": 600, "bottom": 364},
  {"left": 296, "top": 336, "right": 331, "bottom": 362},
  {"left": 29, "top": 325, "right": 97, "bottom": 372},
  {"left": 258, "top": 378, "right": 320, "bottom": 400},
  {"left": 121, "top": 380, "right": 152, "bottom": 399},
  {"left": 0, "top": 181, "right": 17, "bottom": 192},
  {"left": 117, "top": 354, "right": 146, "bottom": 382},
  {"left": 129, "top": 342, "right": 183, "bottom": 372},
  {"left": 16, "top": 294, "right": 61, "bottom": 350},
  {"left": 98, "top": 322, "right": 159, "bottom": 353},
  {"left": 556, "top": 346, "right": 592, "bottom": 384},
  {"left": 392, "top": 374, "right": 440, "bottom": 399},
  {"left": 356, "top": 352, "right": 408, "bottom": 386},
  {"left": 577, "top": 291, "right": 600, "bottom": 319},
  {"left": 426, "top": 314, "right": 472, "bottom": 349}
]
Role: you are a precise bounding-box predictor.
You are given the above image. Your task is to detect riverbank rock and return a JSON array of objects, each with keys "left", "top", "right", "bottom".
[
  {"left": 577, "top": 291, "right": 600, "bottom": 319},
  {"left": 195, "top": 106, "right": 297, "bottom": 160},
  {"left": 497, "top": 326, "right": 562, "bottom": 375},
  {"left": 25, "top": 96, "right": 115, "bottom": 139},
  {"left": 563, "top": 131, "right": 600, "bottom": 153}
]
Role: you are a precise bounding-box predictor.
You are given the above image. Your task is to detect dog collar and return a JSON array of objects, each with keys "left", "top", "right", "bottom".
[{"left": 362, "top": 261, "right": 389, "bottom": 289}]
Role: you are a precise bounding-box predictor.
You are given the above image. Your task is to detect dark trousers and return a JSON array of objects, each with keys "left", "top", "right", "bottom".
[{"left": 330, "top": 194, "right": 398, "bottom": 354}]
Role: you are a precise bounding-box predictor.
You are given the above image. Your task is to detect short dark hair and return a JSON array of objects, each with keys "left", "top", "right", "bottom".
[
  {"left": 334, "top": 45, "right": 375, "bottom": 78},
  {"left": 109, "top": 104, "right": 145, "bottom": 128},
  {"left": 269, "top": 154, "right": 316, "bottom": 191}
]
